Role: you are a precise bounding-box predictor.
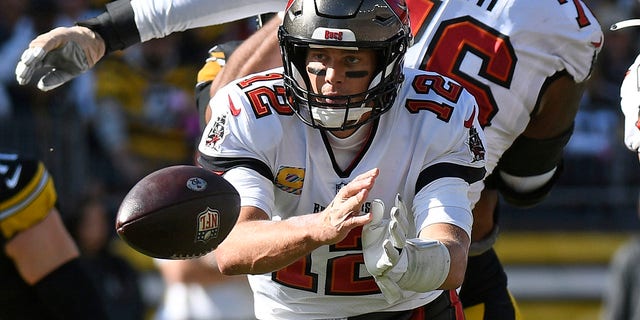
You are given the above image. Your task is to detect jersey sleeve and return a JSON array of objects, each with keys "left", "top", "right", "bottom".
[
  {"left": 198, "top": 81, "right": 284, "bottom": 165},
  {"left": 197, "top": 78, "right": 284, "bottom": 215},
  {"left": 516, "top": 1, "right": 603, "bottom": 83},
  {"left": 414, "top": 179, "right": 474, "bottom": 237},
  {"left": 415, "top": 75, "right": 487, "bottom": 179},
  {"left": 407, "top": 73, "right": 487, "bottom": 236},
  {"left": 0, "top": 154, "right": 57, "bottom": 241},
  {"left": 132, "top": 0, "right": 284, "bottom": 42}
]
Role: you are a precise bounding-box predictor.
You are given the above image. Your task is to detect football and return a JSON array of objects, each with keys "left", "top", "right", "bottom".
[{"left": 115, "top": 165, "right": 240, "bottom": 259}]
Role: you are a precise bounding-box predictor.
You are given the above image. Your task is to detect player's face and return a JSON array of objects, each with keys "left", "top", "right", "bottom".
[{"left": 305, "top": 48, "right": 377, "bottom": 105}]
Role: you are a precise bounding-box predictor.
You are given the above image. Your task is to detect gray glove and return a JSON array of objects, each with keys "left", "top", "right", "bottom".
[{"left": 15, "top": 26, "right": 105, "bottom": 91}]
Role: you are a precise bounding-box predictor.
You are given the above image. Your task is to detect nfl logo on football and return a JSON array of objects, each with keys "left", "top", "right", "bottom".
[{"left": 195, "top": 208, "right": 220, "bottom": 243}]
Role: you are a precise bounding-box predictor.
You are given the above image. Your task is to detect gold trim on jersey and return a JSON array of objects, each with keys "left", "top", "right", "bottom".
[{"left": 0, "top": 163, "right": 57, "bottom": 240}]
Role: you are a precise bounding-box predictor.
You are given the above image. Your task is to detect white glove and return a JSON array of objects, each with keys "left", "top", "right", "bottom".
[
  {"left": 621, "top": 54, "right": 640, "bottom": 156},
  {"left": 15, "top": 26, "right": 105, "bottom": 91},
  {"left": 362, "top": 194, "right": 451, "bottom": 303}
]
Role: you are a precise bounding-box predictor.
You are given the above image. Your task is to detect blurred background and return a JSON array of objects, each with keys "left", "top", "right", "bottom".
[{"left": 1, "top": 0, "right": 640, "bottom": 319}]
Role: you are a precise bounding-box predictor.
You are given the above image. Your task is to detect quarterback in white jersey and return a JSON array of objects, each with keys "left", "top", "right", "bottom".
[
  {"left": 199, "top": 67, "right": 483, "bottom": 318},
  {"left": 198, "top": 0, "right": 485, "bottom": 318}
]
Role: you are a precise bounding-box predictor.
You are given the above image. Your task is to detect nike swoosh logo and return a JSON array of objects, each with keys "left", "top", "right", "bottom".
[
  {"left": 228, "top": 95, "right": 241, "bottom": 116},
  {"left": 464, "top": 107, "right": 476, "bottom": 128},
  {"left": 5, "top": 164, "right": 21, "bottom": 189}
]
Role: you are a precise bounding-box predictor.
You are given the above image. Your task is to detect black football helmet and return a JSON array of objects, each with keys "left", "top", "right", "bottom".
[{"left": 278, "top": 0, "right": 412, "bottom": 130}]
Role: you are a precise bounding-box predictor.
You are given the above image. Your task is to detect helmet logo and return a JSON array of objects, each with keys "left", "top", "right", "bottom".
[
  {"left": 311, "top": 28, "right": 356, "bottom": 42},
  {"left": 325, "top": 30, "right": 343, "bottom": 41}
]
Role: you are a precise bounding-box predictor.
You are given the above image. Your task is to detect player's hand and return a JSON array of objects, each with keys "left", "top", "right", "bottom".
[
  {"left": 362, "top": 194, "right": 411, "bottom": 302},
  {"left": 15, "top": 26, "right": 105, "bottom": 91},
  {"left": 362, "top": 195, "right": 451, "bottom": 303},
  {"left": 318, "top": 168, "right": 378, "bottom": 245}
]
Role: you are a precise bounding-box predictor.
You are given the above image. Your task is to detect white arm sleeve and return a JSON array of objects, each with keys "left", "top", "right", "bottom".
[{"left": 131, "top": 0, "right": 284, "bottom": 42}]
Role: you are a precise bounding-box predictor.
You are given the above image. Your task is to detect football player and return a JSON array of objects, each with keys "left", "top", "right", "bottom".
[
  {"left": 14, "top": 0, "right": 603, "bottom": 319},
  {"left": 0, "top": 151, "right": 109, "bottom": 319},
  {"left": 403, "top": 2, "right": 602, "bottom": 318},
  {"left": 198, "top": 0, "right": 484, "bottom": 317},
  {"left": 611, "top": 19, "right": 640, "bottom": 161}
]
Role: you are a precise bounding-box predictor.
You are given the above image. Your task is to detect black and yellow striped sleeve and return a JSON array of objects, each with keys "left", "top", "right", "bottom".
[{"left": 0, "top": 157, "right": 57, "bottom": 241}]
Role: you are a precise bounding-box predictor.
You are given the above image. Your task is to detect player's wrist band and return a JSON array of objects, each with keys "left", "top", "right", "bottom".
[{"left": 76, "top": 0, "right": 140, "bottom": 54}]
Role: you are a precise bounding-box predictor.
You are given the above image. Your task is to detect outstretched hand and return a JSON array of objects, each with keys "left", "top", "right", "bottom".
[
  {"left": 317, "top": 168, "right": 379, "bottom": 245},
  {"left": 15, "top": 26, "right": 105, "bottom": 91}
]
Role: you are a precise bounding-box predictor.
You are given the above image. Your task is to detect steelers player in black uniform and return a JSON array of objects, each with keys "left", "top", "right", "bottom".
[{"left": 0, "top": 151, "right": 108, "bottom": 319}]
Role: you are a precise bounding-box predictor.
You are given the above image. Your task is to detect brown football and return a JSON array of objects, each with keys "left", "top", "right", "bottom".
[{"left": 115, "top": 165, "right": 240, "bottom": 259}]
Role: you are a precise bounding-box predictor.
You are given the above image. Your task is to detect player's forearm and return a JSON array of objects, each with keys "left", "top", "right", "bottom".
[
  {"left": 157, "top": 256, "right": 235, "bottom": 284},
  {"left": 419, "top": 223, "right": 470, "bottom": 289},
  {"left": 78, "top": 0, "right": 284, "bottom": 53},
  {"left": 133, "top": 0, "right": 284, "bottom": 42},
  {"left": 76, "top": 0, "right": 140, "bottom": 54},
  {"left": 215, "top": 212, "right": 327, "bottom": 275}
]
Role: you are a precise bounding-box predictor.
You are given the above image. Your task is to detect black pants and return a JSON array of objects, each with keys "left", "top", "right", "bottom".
[
  {"left": 459, "top": 248, "right": 516, "bottom": 319},
  {"left": 349, "top": 290, "right": 464, "bottom": 320}
]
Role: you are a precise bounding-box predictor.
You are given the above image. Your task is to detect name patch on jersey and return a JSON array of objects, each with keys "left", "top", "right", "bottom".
[{"left": 275, "top": 166, "right": 305, "bottom": 195}]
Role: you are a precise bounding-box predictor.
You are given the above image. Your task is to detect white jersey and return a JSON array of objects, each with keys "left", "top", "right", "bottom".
[
  {"left": 404, "top": 0, "right": 603, "bottom": 203},
  {"left": 198, "top": 67, "right": 486, "bottom": 319}
]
